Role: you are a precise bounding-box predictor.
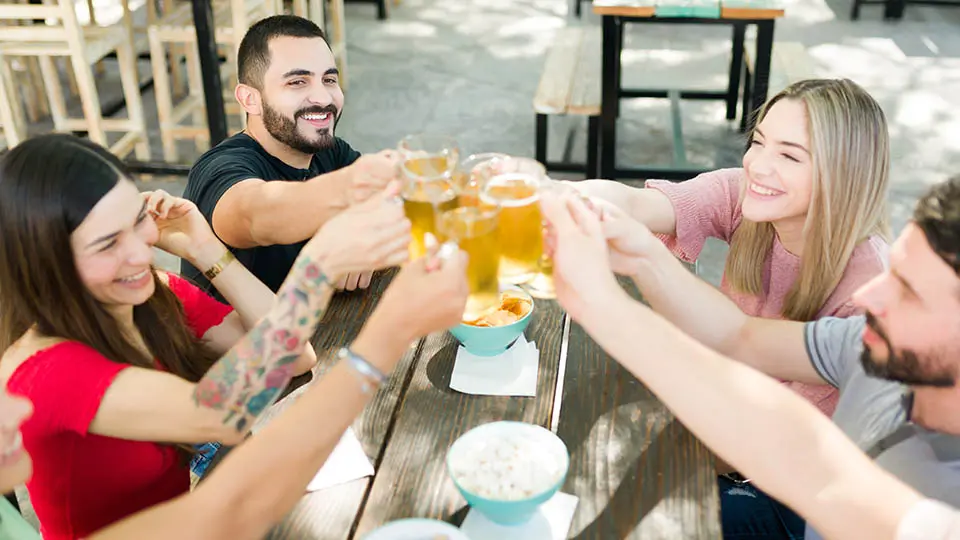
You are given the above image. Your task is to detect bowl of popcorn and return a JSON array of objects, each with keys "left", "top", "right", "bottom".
[
  {"left": 448, "top": 288, "right": 534, "bottom": 357},
  {"left": 446, "top": 421, "right": 569, "bottom": 526}
]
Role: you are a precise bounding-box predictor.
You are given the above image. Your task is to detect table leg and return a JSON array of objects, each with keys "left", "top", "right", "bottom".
[
  {"left": 615, "top": 18, "right": 625, "bottom": 118},
  {"left": 748, "top": 20, "right": 775, "bottom": 131},
  {"left": 191, "top": 0, "right": 228, "bottom": 146},
  {"left": 599, "top": 15, "right": 619, "bottom": 179},
  {"left": 586, "top": 116, "right": 599, "bottom": 178},
  {"left": 883, "top": 0, "right": 906, "bottom": 19},
  {"left": 726, "top": 23, "right": 745, "bottom": 121}
]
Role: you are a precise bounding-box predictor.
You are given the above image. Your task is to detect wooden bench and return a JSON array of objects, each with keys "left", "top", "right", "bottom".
[
  {"left": 534, "top": 25, "right": 602, "bottom": 178},
  {"left": 740, "top": 41, "right": 817, "bottom": 131}
]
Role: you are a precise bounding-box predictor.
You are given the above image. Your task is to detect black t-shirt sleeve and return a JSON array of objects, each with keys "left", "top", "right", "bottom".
[
  {"left": 185, "top": 150, "right": 263, "bottom": 223},
  {"left": 335, "top": 138, "right": 362, "bottom": 168}
]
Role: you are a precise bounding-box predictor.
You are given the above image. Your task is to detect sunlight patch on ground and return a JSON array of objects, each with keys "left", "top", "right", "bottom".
[
  {"left": 381, "top": 20, "right": 439, "bottom": 38},
  {"left": 778, "top": 0, "right": 837, "bottom": 23}
]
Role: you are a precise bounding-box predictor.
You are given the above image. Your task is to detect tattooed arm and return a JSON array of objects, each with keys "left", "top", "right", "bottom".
[
  {"left": 192, "top": 256, "right": 334, "bottom": 433},
  {"left": 85, "top": 186, "right": 411, "bottom": 445},
  {"left": 93, "top": 252, "right": 470, "bottom": 540}
]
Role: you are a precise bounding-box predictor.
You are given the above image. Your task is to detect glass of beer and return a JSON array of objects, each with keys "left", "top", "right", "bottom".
[
  {"left": 437, "top": 205, "right": 502, "bottom": 321},
  {"left": 453, "top": 153, "right": 507, "bottom": 207},
  {"left": 399, "top": 134, "right": 461, "bottom": 259},
  {"left": 479, "top": 157, "right": 548, "bottom": 285},
  {"left": 398, "top": 134, "right": 460, "bottom": 179},
  {"left": 401, "top": 163, "right": 458, "bottom": 260}
]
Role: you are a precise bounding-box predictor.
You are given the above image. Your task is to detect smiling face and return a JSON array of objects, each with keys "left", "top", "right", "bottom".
[
  {"left": 854, "top": 223, "right": 960, "bottom": 387},
  {"left": 740, "top": 99, "right": 815, "bottom": 227},
  {"left": 70, "top": 180, "right": 158, "bottom": 310},
  {"left": 253, "top": 35, "right": 344, "bottom": 155}
]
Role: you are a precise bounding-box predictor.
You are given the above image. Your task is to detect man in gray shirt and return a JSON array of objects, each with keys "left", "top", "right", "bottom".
[
  {"left": 803, "top": 316, "right": 960, "bottom": 539},
  {"left": 576, "top": 174, "right": 960, "bottom": 539}
]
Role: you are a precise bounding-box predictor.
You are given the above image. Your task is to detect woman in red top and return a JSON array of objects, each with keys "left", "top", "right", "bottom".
[
  {"left": 0, "top": 134, "right": 415, "bottom": 539},
  {"left": 0, "top": 166, "right": 470, "bottom": 539}
]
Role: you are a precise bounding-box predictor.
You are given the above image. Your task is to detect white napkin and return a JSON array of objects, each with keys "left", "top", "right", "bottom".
[
  {"left": 305, "top": 427, "right": 374, "bottom": 492},
  {"left": 251, "top": 387, "right": 374, "bottom": 492},
  {"left": 460, "top": 492, "right": 580, "bottom": 539},
  {"left": 449, "top": 335, "right": 539, "bottom": 397}
]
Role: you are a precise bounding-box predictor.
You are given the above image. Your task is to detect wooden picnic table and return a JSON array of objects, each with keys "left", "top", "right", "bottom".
[
  {"left": 591, "top": 0, "right": 785, "bottom": 181},
  {"left": 245, "top": 270, "right": 719, "bottom": 538}
]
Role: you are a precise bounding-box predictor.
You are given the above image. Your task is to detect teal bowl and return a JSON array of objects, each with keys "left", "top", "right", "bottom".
[
  {"left": 448, "top": 290, "right": 534, "bottom": 357},
  {"left": 446, "top": 421, "right": 570, "bottom": 526}
]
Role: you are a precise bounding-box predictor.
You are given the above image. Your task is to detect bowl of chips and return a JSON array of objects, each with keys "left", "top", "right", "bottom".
[{"left": 449, "top": 288, "right": 534, "bottom": 356}]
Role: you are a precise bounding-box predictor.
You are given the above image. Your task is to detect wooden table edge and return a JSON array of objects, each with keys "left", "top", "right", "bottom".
[
  {"left": 720, "top": 7, "right": 785, "bottom": 18},
  {"left": 592, "top": 4, "right": 785, "bottom": 18},
  {"left": 549, "top": 314, "right": 572, "bottom": 433},
  {"left": 593, "top": 4, "right": 656, "bottom": 16}
]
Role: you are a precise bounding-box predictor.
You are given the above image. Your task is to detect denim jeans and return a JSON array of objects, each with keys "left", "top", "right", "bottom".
[
  {"left": 190, "top": 442, "right": 222, "bottom": 479},
  {"left": 719, "top": 476, "right": 806, "bottom": 539}
]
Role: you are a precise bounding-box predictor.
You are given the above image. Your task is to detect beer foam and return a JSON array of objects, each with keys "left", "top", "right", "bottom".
[{"left": 480, "top": 173, "right": 541, "bottom": 208}]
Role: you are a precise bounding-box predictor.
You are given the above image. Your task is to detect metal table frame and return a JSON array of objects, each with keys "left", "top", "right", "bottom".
[
  {"left": 597, "top": 15, "right": 776, "bottom": 180},
  {"left": 851, "top": 0, "right": 960, "bottom": 18}
]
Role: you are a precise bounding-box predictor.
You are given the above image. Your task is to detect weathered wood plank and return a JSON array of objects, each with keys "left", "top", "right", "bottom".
[
  {"left": 266, "top": 269, "right": 426, "bottom": 540},
  {"left": 534, "top": 27, "right": 585, "bottom": 114},
  {"left": 568, "top": 26, "right": 602, "bottom": 116},
  {"left": 557, "top": 278, "right": 720, "bottom": 539},
  {"left": 352, "top": 298, "right": 568, "bottom": 536}
]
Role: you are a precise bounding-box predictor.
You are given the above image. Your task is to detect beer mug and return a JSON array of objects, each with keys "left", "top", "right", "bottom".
[
  {"left": 398, "top": 134, "right": 460, "bottom": 178},
  {"left": 437, "top": 205, "right": 502, "bottom": 321},
  {"left": 453, "top": 153, "right": 507, "bottom": 207},
  {"left": 479, "top": 157, "right": 548, "bottom": 285},
  {"left": 398, "top": 134, "right": 460, "bottom": 259}
]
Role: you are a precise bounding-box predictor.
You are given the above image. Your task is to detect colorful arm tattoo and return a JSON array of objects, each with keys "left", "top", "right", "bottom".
[{"left": 193, "top": 257, "right": 333, "bottom": 433}]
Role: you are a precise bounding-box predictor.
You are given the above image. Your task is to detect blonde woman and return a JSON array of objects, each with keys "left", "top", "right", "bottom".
[
  {"left": 575, "top": 79, "right": 890, "bottom": 538},
  {"left": 575, "top": 78, "right": 890, "bottom": 420}
]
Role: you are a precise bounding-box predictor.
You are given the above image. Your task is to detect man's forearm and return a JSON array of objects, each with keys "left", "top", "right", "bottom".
[
  {"left": 632, "top": 244, "right": 751, "bottom": 356},
  {"left": 579, "top": 291, "right": 919, "bottom": 540},
  {"left": 192, "top": 254, "right": 335, "bottom": 434},
  {"left": 246, "top": 169, "right": 351, "bottom": 246},
  {"left": 631, "top": 244, "right": 818, "bottom": 382}
]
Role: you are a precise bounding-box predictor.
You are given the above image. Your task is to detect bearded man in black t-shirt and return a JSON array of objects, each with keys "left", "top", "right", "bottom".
[{"left": 183, "top": 15, "right": 399, "bottom": 299}]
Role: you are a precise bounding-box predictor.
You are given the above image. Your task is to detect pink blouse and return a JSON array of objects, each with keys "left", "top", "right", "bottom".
[{"left": 646, "top": 168, "right": 889, "bottom": 416}]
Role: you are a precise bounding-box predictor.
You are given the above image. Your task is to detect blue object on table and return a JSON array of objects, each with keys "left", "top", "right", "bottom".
[
  {"left": 191, "top": 441, "right": 222, "bottom": 478},
  {"left": 655, "top": 0, "right": 722, "bottom": 17},
  {"left": 448, "top": 291, "right": 534, "bottom": 357},
  {"left": 446, "top": 422, "right": 570, "bottom": 526}
]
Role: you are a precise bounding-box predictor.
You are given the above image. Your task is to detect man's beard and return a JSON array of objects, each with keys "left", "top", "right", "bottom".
[
  {"left": 262, "top": 101, "right": 338, "bottom": 155},
  {"left": 860, "top": 312, "right": 955, "bottom": 388}
]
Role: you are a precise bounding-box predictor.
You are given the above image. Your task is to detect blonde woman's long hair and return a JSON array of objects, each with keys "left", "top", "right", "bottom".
[{"left": 725, "top": 79, "right": 890, "bottom": 321}]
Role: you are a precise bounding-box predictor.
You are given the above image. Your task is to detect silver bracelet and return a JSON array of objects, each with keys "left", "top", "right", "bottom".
[{"left": 337, "top": 347, "right": 388, "bottom": 393}]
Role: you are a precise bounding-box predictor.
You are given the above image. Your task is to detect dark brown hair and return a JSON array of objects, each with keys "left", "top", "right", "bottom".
[
  {"left": 914, "top": 174, "right": 960, "bottom": 274},
  {"left": 238, "top": 15, "right": 329, "bottom": 90},
  {"left": 0, "top": 134, "right": 218, "bottom": 382}
]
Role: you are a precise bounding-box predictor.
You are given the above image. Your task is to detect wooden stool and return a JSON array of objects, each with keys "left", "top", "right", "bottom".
[
  {"left": 148, "top": 0, "right": 277, "bottom": 162},
  {"left": 0, "top": 0, "right": 149, "bottom": 158},
  {"left": 287, "top": 0, "right": 348, "bottom": 89}
]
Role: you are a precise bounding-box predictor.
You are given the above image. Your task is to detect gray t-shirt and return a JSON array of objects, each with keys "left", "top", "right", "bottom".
[{"left": 804, "top": 315, "right": 960, "bottom": 540}]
